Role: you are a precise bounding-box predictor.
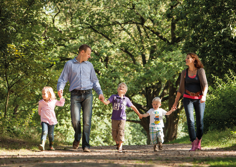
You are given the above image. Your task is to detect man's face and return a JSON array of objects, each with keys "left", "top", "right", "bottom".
[{"left": 81, "top": 48, "right": 91, "bottom": 61}]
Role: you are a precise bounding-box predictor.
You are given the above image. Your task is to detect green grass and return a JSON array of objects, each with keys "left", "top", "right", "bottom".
[
  {"left": 167, "top": 127, "right": 236, "bottom": 150},
  {"left": 194, "top": 157, "right": 236, "bottom": 167}
]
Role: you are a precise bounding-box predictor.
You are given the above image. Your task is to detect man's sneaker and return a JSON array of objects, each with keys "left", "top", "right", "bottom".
[
  {"left": 158, "top": 142, "right": 163, "bottom": 150},
  {"left": 73, "top": 140, "right": 80, "bottom": 149},
  {"left": 83, "top": 147, "right": 90, "bottom": 152},
  {"left": 154, "top": 144, "right": 158, "bottom": 152}
]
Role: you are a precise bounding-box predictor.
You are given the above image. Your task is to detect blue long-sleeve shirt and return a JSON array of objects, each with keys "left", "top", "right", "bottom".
[{"left": 57, "top": 58, "right": 103, "bottom": 95}]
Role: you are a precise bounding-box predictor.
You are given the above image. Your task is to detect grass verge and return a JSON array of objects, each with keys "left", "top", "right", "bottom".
[
  {"left": 167, "top": 127, "right": 236, "bottom": 150},
  {"left": 194, "top": 157, "right": 236, "bottom": 167}
]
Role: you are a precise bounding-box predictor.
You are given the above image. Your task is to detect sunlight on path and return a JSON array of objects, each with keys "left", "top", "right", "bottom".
[{"left": 0, "top": 144, "right": 235, "bottom": 167}]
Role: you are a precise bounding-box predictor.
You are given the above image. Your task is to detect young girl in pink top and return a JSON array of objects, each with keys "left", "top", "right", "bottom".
[{"left": 38, "top": 86, "right": 65, "bottom": 151}]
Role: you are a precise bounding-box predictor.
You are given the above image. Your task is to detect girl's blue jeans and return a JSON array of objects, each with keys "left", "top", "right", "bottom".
[
  {"left": 71, "top": 90, "right": 93, "bottom": 149},
  {"left": 183, "top": 98, "right": 205, "bottom": 142},
  {"left": 41, "top": 122, "right": 55, "bottom": 143}
]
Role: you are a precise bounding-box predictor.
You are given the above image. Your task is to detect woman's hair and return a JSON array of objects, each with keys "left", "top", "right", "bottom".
[
  {"left": 42, "top": 86, "right": 56, "bottom": 100},
  {"left": 187, "top": 53, "right": 204, "bottom": 68},
  {"left": 152, "top": 97, "right": 161, "bottom": 103}
]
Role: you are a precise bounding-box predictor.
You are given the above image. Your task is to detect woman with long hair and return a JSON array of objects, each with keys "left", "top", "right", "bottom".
[{"left": 172, "top": 53, "right": 208, "bottom": 151}]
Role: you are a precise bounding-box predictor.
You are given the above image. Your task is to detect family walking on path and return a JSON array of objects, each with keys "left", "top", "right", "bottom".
[{"left": 37, "top": 44, "right": 208, "bottom": 153}]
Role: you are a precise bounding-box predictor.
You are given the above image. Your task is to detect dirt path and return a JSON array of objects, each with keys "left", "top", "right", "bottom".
[{"left": 0, "top": 144, "right": 236, "bottom": 167}]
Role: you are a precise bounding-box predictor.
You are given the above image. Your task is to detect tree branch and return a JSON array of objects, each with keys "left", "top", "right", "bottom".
[{"left": 126, "top": 119, "right": 141, "bottom": 123}]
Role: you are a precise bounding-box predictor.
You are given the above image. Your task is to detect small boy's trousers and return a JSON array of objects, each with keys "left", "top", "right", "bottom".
[{"left": 149, "top": 127, "right": 164, "bottom": 145}]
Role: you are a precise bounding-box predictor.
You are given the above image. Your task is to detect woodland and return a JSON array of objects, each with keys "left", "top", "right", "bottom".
[{"left": 0, "top": 0, "right": 236, "bottom": 146}]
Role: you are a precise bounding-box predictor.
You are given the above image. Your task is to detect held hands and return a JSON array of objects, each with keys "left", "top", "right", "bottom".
[
  {"left": 139, "top": 114, "right": 143, "bottom": 119},
  {"left": 171, "top": 103, "right": 177, "bottom": 111},
  {"left": 58, "top": 90, "right": 63, "bottom": 98},
  {"left": 98, "top": 94, "right": 105, "bottom": 102},
  {"left": 200, "top": 95, "right": 206, "bottom": 103}
]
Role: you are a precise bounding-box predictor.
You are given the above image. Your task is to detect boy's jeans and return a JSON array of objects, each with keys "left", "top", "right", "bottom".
[
  {"left": 41, "top": 122, "right": 55, "bottom": 143},
  {"left": 183, "top": 98, "right": 205, "bottom": 142},
  {"left": 71, "top": 90, "right": 93, "bottom": 149}
]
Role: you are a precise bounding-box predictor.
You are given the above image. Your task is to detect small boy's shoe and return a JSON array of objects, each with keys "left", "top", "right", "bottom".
[
  {"left": 158, "top": 142, "right": 163, "bottom": 150},
  {"left": 38, "top": 140, "right": 45, "bottom": 151},
  {"left": 154, "top": 144, "right": 158, "bottom": 152}
]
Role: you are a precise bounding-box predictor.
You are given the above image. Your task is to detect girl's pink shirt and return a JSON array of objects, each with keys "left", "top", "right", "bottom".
[{"left": 38, "top": 98, "right": 65, "bottom": 125}]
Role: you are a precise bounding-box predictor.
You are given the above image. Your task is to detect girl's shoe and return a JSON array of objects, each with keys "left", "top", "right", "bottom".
[
  {"left": 38, "top": 140, "right": 45, "bottom": 151},
  {"left": 49, "top": 146, "right": 55, "bottom": 151},
  {"left": 49, "top": 142, "right": 55, "bottom": 151},
  {"left": 189, "top": 139, "right": 198, "bottom": 151}
]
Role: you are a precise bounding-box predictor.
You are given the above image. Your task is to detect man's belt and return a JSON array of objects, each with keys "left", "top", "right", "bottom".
[
  {"left": 71, "top": 89, "right": 92, "bottom": 94},
  {"left": 185, "top": 90, "right": 202, "bottom": 96}
]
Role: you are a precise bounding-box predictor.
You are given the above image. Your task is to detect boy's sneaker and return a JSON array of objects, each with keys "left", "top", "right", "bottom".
[
  {"left": 158, "top": 142, "right": 163, "bottom": 150},
  {"left": 116, "top": 144, "right": 125, "bottom": 150},
  {"left": 154, "top": 144, "right": 158, "bottom": 152},
  {"left": 118, "top": 146, "right": 123, "bottom": 153}
]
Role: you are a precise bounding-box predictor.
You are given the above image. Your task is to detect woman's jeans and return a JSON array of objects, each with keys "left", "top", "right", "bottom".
[
  {"left": 183, "top": 98, "right": 205, "bottom": 142},
  {"left": 41, "top": 122, "right": 55, "bottom": 143},
  {"left": 71, "top": 90, "right": 93, "bottom": 149}
]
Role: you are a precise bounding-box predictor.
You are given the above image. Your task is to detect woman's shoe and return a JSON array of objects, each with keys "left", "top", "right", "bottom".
[
  {"left": 197, "top": 139, "right": 202, "bottom": 150},
  {"left": 189, "top": 139, "right": 198, "bottom": 151}
]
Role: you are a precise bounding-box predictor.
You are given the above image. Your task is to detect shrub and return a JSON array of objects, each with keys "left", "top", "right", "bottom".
[{"left": 204, "top": 70, "right": 236, "bottom": 132}]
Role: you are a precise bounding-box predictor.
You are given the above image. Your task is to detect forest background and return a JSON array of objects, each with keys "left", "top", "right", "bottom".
[{"left": 0, "top": 0, "right": 236, "bottom": 146}]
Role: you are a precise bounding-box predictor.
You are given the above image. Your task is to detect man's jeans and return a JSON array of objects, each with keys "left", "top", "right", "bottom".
[
  {"left": 183, "top": 98, "right": 205, "bottom": 142},
  {"left": 71, "top": 90, "right": 93, "bottom": 149},
  {"left": 41, "top": 122, "right": 55, "bottom": 143}
]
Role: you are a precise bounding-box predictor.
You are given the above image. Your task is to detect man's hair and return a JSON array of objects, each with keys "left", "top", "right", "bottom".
[
  {"left": 152, "top": 97, "right": 161, "bottom": 103},
  {"left": 118, "top": 82, "right": 128, "bottom": 91},
  {"left": 78, "top": 44, "right": 91, "bottom": 53}
]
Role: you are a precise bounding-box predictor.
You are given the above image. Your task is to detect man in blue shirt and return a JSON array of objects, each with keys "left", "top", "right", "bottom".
[{"left": 57, "top": 44, "right": 104, "bottom": 152}]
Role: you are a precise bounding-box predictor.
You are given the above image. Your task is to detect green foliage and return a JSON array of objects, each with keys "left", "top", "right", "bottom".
[
  {"left": 204, "top": 70, "right": 236, "bottom": 132},
  {"left": 180, "top": 0, "right": 236, "bottom": 83}
]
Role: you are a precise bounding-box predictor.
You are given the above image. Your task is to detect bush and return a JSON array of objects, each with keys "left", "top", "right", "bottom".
[{"left": 204, "top": 70, "right": 236, "bottom": 132}]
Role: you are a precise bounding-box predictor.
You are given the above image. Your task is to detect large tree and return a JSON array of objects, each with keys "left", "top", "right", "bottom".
[
  {"left": 180, "top": 0, "right": 236, "bottom": 83},
  {"left": 0, "top": 0, "right": 56, "bottom": 131}
]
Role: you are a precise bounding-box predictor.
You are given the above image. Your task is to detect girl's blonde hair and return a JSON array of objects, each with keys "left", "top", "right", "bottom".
[{"left": 42, "top": 86, "right": 56, "bottom": 100}]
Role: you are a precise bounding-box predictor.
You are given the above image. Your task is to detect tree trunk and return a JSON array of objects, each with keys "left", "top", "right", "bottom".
[
  {"left": 139, "top": 117, "right": 150, "bottom": 144},
  {"left": 164, "top": 81, "right": 180, "bottom": 142},
  {"left": 4, "top": 90, "right": 10, "bottom": 118}
]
